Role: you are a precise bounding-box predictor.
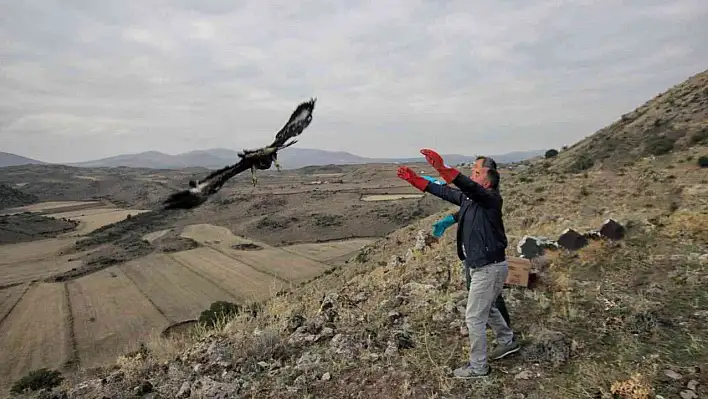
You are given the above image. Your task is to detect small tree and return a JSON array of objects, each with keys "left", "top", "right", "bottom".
[
  {"left": 199, "top": 301, "right": 240, "bottom": 328},
  {"left": 544, "top": 149, "right": 559, "bottom": 159},
  {"left": 698, "top": 155, "right": 708, "bottom": 168}
]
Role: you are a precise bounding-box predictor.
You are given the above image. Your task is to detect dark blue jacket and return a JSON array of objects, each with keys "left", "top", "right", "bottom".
[{"left": 424, "top": 174, "right": 507, "bottom": 268}]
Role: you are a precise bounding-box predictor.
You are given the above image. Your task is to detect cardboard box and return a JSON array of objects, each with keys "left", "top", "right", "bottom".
[{"left": 505, "top": 256, "right": 531, "bottom": 287}]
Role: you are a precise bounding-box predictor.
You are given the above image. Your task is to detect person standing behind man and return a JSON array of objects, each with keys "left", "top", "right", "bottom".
[{"left": 397, "top": 149, "right": 519, "bottom": 378}]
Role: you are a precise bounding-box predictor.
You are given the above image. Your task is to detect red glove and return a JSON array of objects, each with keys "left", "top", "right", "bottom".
[
  {"left": 397, "top": 166, "right": 429, "bottom": 192},
  {"left": 420, "top": 149, "right": 460, "bottom": 183}
]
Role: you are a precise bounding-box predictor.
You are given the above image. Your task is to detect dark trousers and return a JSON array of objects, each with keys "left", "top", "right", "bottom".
[{"left": 465, "top": 263, "right": 512, "bottom": 327}]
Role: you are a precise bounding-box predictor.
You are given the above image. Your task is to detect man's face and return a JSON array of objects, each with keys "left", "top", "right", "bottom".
[{"left": 471, "top": 159, "right": 491, "bottom": 188}]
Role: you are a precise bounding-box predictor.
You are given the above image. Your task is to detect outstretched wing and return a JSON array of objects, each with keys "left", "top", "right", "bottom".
[
  {"left": 162, "top": 98, "right": 317, "bottom": 210},
  {"left": 269, "top": 97, "right": 316, "bottom": 150}
]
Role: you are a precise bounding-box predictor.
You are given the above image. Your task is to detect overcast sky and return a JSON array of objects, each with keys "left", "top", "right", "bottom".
[{"left": 1, "top": 0, "right": 707, "bottom": 163}]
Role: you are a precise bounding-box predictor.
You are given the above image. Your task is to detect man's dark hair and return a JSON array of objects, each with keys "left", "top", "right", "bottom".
[
  {"left": 486, "top": 168, "right": 500, "bottom": 190},
  {"left": 476, "top": 156, "right": 498, "bottom": 170},
  {"left": 475, "top": 155, "right": 500, "bottom": 189}
]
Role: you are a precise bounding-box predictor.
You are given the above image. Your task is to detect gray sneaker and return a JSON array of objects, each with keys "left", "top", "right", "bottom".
[
  {"left": 453, "top": 363, "right": 491, "bottom": 379},
  {"left": 490, "top": 340, "right": 520, "bottom": 360}
]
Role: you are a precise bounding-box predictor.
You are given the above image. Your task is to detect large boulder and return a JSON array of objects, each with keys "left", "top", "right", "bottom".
[
  {"left": 557, "top": 228, "right": 588, "bottom": 250},
  {"left": 600, "top": 218, "right": 626, "bottom": 240}
]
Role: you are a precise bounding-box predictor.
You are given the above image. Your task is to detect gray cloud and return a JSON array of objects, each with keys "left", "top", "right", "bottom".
[{"left": 1, "top": 0, "right": 707, "bottom": 162}]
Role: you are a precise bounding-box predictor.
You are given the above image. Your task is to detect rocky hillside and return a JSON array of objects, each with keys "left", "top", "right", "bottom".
[
  {"left": 547, "top": 69, "right": 708, "bottom": 173},
  {"left": 12, "top": 143, "right": 707, "bottom": 398},
  {"left": 0, "top": 184, "right": 38, "bottom": 210}
]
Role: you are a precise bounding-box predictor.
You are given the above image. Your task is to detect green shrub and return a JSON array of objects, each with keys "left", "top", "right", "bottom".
[
  {"left": 698, "top": 156, "right": 708, "bottom": 168},
  {"left": 645, "top": 136, "right": 674, "bottom": 156},
  {"left": 199, "top": 301, "right": 240, "bottom": 328},
  {"left": 567, "top": 154, "right": 594, "bottom": 173},
  {"left": 11, "top": 368, "right": 63, "bottom": 394},
  {"left": 544, "top": 149, "right": 559, "bottom": 159}
]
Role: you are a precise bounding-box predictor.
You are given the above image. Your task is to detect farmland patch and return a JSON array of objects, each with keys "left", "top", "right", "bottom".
[
  {"left": 0, "top": 283, "right": 71, "bottom": 392},
  {"left": 179, "top": 223, "right": 260, "bottom": 248},
  {"left": 280, "top": 238, "right": 376, "bottom": 262},
  {"left": 0, "top": 283, "right": 28, "bottom": 324},
  {"left": 170, "top": 247, "right": 287, "bottom": 302},
  {"left": 0, "top": 256, "right": 82, "bottom": 286},
  {"left": 120, "top": 253, "right": 238, "bottom": 322},
  {"left": 68, "top": 267, "right": 170, "bottom": 369},
  {"left": 0, "top": 237, "right": 76, "bottom": 265},
  {"left": 2, "top": 201, "right": 101, "bottom": 215},
  {"left": 225, "top": 247, "right": 330, "bottom": 284}
]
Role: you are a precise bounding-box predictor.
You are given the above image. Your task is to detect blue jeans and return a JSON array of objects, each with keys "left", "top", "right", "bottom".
[{"left": 465, "top": 261, "right": 515, "bottom": 372}]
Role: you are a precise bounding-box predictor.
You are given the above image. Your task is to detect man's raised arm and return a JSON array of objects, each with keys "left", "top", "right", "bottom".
[
  {"left": 419, "top": 149, "right": 495, "bottom": 206},
  {"left": 396, "top": 165, "right": 465, "bottom": 205}
]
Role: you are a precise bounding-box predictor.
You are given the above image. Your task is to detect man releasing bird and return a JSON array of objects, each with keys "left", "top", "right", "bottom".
[{"left": 162, "top": 98, "right": 316, "bottom": 210}]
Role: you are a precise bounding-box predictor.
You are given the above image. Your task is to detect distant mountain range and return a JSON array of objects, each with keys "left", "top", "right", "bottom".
[
  {"left": 0, "top": 148, "right": 544, "bottom": 170},
  {"left": 0, "top": 152, "right": 46, "bottom": 168}
]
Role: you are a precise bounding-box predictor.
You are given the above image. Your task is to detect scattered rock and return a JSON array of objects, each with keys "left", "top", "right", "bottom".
[
  {"left": 687, "top": 380, "right": 699, "bottom": 391},
  {"left": 514, "top": 370, "right": 533, "bottom": 380},
  {"left": 388, "top": 310, "right": 403, "bottom": 325},
  {"left": 401, "top": 282, "right": 436, "bottom": 297},
  {"left": 600, "top": 218, "right": 626, "bottom": 240},
  {"left": 680, "top": 390, "right": 698, "bottom": 399},
  {"left": 321, "top": 372, "right": 331, "bottom": 381},
  {"left": 176, "top": 381, "right": 191, "bottom": 398},
  {"left": 352, "top": 291, "right": 369, "bottom": 303},
  {"left": 295, "top": 351, "right": 322, "bottom": 371},
  {"left": 287, "top": 313, "right": 306, "bottom": 333},
  {"left": 330, "top": 333, "right": 360, "bottom": 357},
  {"left": 67, "top": 379, "right": 103, "bottom": 398},
  {"left": 387, "top": 255, "right": 405, "bottom": 267},
  {"left": 557, "top": 228, "right": 588, "bottom": 250},
  {"left": 190, "top": 376, "right": 240, "bottom": 398},
  {"left": 664, "top": 369, "right": 682, "bottom": 380}
]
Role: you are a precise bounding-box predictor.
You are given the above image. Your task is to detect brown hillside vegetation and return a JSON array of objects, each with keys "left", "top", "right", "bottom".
[{"left": 9, "top": 72, "right": 708, "bottom": 398}]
